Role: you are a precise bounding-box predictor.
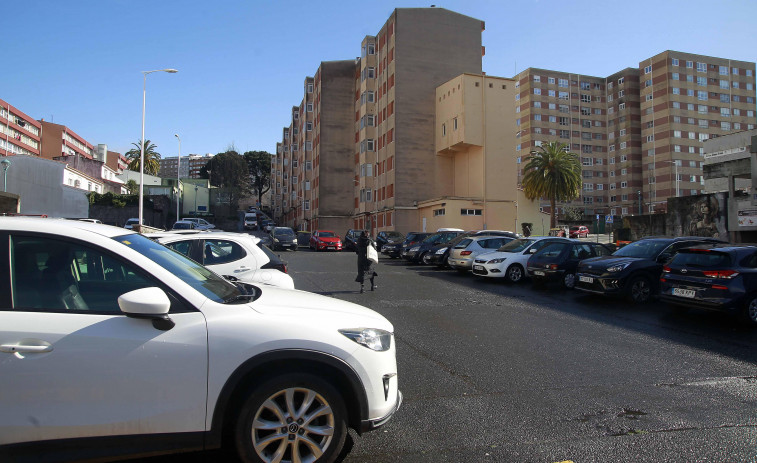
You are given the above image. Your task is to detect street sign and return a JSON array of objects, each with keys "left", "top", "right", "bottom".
[
  {"left": 605, "top": 215, "right": 613, "bottom": 224},
  {"left": 596, "top": 214, "right": 600, "bottom": 221}
]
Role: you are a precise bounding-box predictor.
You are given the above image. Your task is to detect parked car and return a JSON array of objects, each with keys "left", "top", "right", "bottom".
[
  {"left": 243, "top": 213, "right": 258, "bottom": 230},
  {"left": 528, "top": 240, "right": 614, "bottom": 288},
  {"left": 376, "top": 231, "right": 404, "bottom": 252},
  {"left": 574, "top": 236, "right": 724, "bottom": 303},
  {"left": 472, "top": 236, "right": 571, "bottom": 283},
  {"left": 310, "top": 230, "right": 343, "bottom": 251},
  {"left": 426, "top": 230, "right": 520, "bottom": 268},
  {"left": 296, "top": 230, "right": 312, "bottom": 246},
  {"left": 123, "top": 218, "right": 141, "bottom": 229},
  {"left": 343, "top": 229, "right": 369, "bottom": 252},
  {"left": 403, "top": 230, "right": 464, "bottom": 264},
  {"left": 569, "top": 225, "right": 590, "bottom": 238},
  {"left": 270, "top": 226, "right": 298, "bottom": 251},
  {"left": 382, "top": 232, "right": 431, "bottom": 259},
  {"left": 172, "top": 220, "right": 197, "bottom": 230},
  {"left": 659, "top": 245, "right": 757, "bottom": 324},
  {"left": 184, "top": 218, "right": 216, "bottom": 230},
  {"left": 0, "top": 217, "right": 400, "bottom": 463},
  {"left": 158, "top": 232, "right": 295, "bottom": 289},
  {"left": 447, "top": 235, "right": 516, "bottom": 272}
]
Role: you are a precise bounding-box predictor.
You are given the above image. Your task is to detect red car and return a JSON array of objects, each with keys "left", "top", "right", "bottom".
[
  {"left": 309, "top": 230, "right": 343, "bottom": 251},
  {"left": 569, "top": 226, "right": 590, "bottom": 238}
]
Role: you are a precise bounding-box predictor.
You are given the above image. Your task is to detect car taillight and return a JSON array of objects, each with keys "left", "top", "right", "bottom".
[
  {"left": 461, "top": 251, "right": 472, "bottom": 256},
  {"left": 662, "top": 266, "right": 671, "bottom": 273},
  {"left": 702, "top": 270, "right": 739, "bottom": 279},
  {"left": 548, "top": 264, "right": 558, "bottom": 270},
  {"left": 711, "top": 284, "right": 729, "bottom": 290}
]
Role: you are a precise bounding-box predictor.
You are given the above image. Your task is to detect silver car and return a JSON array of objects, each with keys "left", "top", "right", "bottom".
[{"left": 447, "top": 235, "right": 515, "bottom": 272}]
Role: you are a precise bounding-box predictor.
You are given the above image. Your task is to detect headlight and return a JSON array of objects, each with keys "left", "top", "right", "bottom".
[
  {"left": 488, "top": 258, "right": 506, "bottom": 264},
  {"left": 410, "top": 246, "right": 420, "bottom": 252},
  {"left": 339, "top": 328, "right": 392, "bottom": 351},
  {"left": 606, "top": 262, "right": 631, "bottom": 273},
  {"left": 435, "top": 248, "right": 446, "bottom": 255},
  {"left": 273, "top": 238, "right": 280, "bottom": 242}
]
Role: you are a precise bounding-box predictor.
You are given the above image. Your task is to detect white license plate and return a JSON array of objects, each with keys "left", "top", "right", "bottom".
[
  {"left": 533, "top": 270, "right": 545, "bottom": 276},
  {"left": 672, "top": 288, "right": 696, "bottom": 298},
  {"left": 473, "top": 265, "right": 484, "bottom": 271},
  {"left": 579, "top": 275, "right": 594, "bottom": 283}
]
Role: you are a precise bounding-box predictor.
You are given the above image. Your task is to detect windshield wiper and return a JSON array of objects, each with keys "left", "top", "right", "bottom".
[{"left": 223, "top": 293, "right": 256, "bottom": 304}]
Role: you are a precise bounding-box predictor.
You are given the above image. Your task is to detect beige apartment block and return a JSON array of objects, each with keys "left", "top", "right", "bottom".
[
  {"left": 639, "top": 51, "right": 756, "bottom": 213},
  {"left": 423, "top": 73, "right": 539, "bottom": 233}
]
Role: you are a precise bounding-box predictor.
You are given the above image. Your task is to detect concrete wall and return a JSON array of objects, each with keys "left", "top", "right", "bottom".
[{"left": 0, "top": 155, "right": 89, "bottom": 217}]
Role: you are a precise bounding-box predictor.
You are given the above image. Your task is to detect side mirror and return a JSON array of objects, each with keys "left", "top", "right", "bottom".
[
  {"left": 529, "top": 248, "right": 537, "bottom": 254},
  {"left": 119, "top": 287, "right": 174, "bottom": 331}
]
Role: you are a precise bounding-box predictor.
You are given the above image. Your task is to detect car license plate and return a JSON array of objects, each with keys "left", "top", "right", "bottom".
[
  {"left": 672, "top": 288, "right": 696, "bottom": 298},
  {"left": 473, "top": 265, "right": 484, "bottom": 271},
  {"left": 533, "top": 270, "right": 545, "bottom": 276},
  {"left": 579, "top": 275, "right": 593, "bottom": 283}
]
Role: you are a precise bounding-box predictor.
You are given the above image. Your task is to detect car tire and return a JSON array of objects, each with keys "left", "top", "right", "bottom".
[
  {"left": 743, "top": 294, "right": 757, "bottom": 325},
  {"left": 627, "top": 275, "right": 652, "bottom": 303},
  {"left": 422, "top": 253, "right": 433, "bottom": 265},
  {"left": 562, "top": 272, "right": 576, "bottom": 289},
  {"left": 417, "top": 252, "right": 428, "bottom": 265},
  {"left": 505, "top": 264, "right": 524, "bottom": 284},
  {"left": 235, "top": 373, "right": 347, "bottom": 463}
]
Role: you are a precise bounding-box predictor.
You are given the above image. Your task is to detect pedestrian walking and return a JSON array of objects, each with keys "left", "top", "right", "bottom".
[{"left": 355, "top": 231, "right": 378, "bottom": 293}]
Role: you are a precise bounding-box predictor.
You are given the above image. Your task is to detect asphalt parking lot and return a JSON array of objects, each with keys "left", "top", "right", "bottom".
[{"left": 137, "top": 245, "right": 757, "bottom": 463}]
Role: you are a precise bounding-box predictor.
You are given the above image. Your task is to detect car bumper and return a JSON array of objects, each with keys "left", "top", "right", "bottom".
[
  {"left": 472, "top": 263, "right": 505, "bottom": 277},
  {"left": 316, "top": 243, "right": 342, "bottom": 250},
  {"left": 361, "top": 390, "right": 403, "bottom": 433},
  {"left": 528, "top": 268, "right": 563, "bottom": 281},
  {"left": 448, "top": 258, "right": 474, "bottom": 270},
  {"left": 426, "top": 254, "right": 446, "bottom": 265},
  {"left": 574, "top": 273, "right": 627, "bottom": 296}
]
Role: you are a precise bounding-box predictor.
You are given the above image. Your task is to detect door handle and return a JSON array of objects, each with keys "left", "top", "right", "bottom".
[
  {"left": 235, "top": 267, "right": 251, "bottom": 273},
  {"left": 0, "top": 344, "right": 53, "bottom": 354}
]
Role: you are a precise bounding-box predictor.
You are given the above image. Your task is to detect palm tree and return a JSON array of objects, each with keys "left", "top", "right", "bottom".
[
  {"left": 522, "top": 141, "right": 582, "bottom": 228},
  {"left": 125, "top": 139, "right": 161, "bottom": 176}
]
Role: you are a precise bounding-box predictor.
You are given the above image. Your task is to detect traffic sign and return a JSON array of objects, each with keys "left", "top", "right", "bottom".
[{"left": 605, "top": 215, "right": 613, "bottom": 224}]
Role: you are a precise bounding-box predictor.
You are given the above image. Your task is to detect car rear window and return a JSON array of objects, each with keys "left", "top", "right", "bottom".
[
  {"left": 497, "top": 238, "right": 535, "bottom": 253},
  {"left": 454, "top": 239, "right": 473, "bottom": 249},
  {"left": 670, "top": 251, "right": 732, "bottom": 268}
]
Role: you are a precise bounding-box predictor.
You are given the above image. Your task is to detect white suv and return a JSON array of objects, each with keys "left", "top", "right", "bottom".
[
  {"left": 0, "top": 218, "right": 401, "bottom": 463},
  {"left": 472, "top": 236, "right": 570, "bottom": 283}
]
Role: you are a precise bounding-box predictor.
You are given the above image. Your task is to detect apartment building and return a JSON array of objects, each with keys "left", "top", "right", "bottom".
[
  {"left": 159, "top": 153, "right": 214, "bottom": 179},
  {"left": 39, "top": 121, "right": 94, "bottom": 161},
  {"left": 639, "top": 51, "right": 756, "bottom": 213},
  {"left": 0, "top": 98, "right": 41, "bottom": 157},
  {"left": 516, "top": 51, "right": 756, "bottom": 218}
]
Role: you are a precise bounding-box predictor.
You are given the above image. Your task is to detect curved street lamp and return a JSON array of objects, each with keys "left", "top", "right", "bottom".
[
  {"left": 139, "top": 68, "right": 178, "bottom": 230},
  {"left": 175, "top": 133, "right": 181, "bottom": 222}
]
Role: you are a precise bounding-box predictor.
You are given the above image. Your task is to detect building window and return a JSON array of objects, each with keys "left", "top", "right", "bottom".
[
  {"left": 672, "top": 58, "right": 679, "bottom": 66},
  {"left": 644, "top": 65, "right": 652, "bottom": 74},
  {"left": 453, "top": 118, "right": 458, "bottom": 130},
  {"left": 433, "top": 209, "right": 445, "bottom": 216},
  {"left": 461, "top": 209, "right": 483, "bottom": 216}
]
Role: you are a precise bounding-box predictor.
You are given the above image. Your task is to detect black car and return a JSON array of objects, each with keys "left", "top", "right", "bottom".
[
  {"left": 659, "top": 245, "right": 757, "bottom": 324},
  {"left": 383, "top": 232, "right": 430, "bottom": 259},
  {"left": 527, "top": 240, "right": 613, "bottom": 288},
  {"left": 403, "top": 230, "right": 464, "bottom": 264},
  {"left": 574, "top": 236, "right": 724, "bottom": 303},
  {"left": 426, "top": 230, "right": 520, "bottom": 268},
  {"left": 270, "top": 226, "right": 298, "bottom": 251},
  {"left": 343, "top": 229, "right": 369, "bottom": 252},
  {"left": 376, "top": 231, "right": 405, "bottom": 252}
]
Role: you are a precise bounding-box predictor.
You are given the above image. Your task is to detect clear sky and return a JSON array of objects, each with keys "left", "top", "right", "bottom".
[{"left": 6, "top": 0, "right": 757, "bottom": 159}]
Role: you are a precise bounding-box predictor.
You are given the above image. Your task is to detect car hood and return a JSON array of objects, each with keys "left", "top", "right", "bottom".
[
  {"left": 251, "top": 287, "right": 393, "bottom": 329},
  {"left": 316, "top": 236, "right": 341, "bottom": 242},
  {"left": 579, "top": 255, "right": 642, "bottom": 269}
]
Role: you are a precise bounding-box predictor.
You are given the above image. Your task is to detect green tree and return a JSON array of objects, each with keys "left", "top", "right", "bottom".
[
  {"left": 125, "top": 139, "right": 161, "bottom": 176},
  {"left": 243, "top": 150, "right": 272, "bottom": 207},
  {"left": 125, "top": 179, "right": 139, "bottom": 194},
  {"left": 200, "top": 150, "right": 251, "bottom": 208},
  {"left": 522, "top": 141, "right": 582, "bottom": 228}
]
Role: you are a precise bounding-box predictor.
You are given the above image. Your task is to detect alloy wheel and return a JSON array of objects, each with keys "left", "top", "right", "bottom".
[
  {"left": 629, "top": 277, "right": 651, "bottom": 303},
  {"left": 251, "top": 386, "right": 335, "bottom": 463},
  {"left": 747, "top": 298, "right": 757, "bottom": 324},
  {"left": 563, "top": 273, "right": 576, "bottom": 289},
  {"left": 506, "top": 265, "right": 523, "bottom": 283}
]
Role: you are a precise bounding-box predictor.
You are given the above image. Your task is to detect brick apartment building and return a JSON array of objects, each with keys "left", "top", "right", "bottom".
[{"left": 1, "top": 98, "right": 41, "bottom": 157}]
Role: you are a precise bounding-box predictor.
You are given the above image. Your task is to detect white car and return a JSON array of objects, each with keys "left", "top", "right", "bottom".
[
  {"left": 447, "top": 235, "right": 515, "bottom": 272},
  {"left": 0, "top": 217, "right": 400, "bottom": 463},
  {"left": 184, "top": 217, "right": 216, "bottom": 230},
  {"left": 123, "top": 217, "right": 141, "bottom": 229},
  {"left": 471, "top": 236, "right": 571, "bottom": 283},
  {"left": 157, "top": 232, "right": 295, "bottom": 289}
]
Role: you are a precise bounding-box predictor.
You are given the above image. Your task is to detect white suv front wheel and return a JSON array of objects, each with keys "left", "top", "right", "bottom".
[{"left": 235, "top": 373, "right": 347, "bottom": 463}]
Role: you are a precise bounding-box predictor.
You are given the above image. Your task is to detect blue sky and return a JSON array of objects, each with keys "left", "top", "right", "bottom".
[{"left": 6, "top": 0, "right": 757, "bottom": 158}]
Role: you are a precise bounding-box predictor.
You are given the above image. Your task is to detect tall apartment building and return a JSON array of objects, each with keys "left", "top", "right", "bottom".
[
  {"left": 515, "top": 51, "right": 756, "bottom": 217},
  {"left": 639, "top": 51, "right": 756, "bottom": 213},
  {"left": 1, "top": 98, "right": 41, "bottom": 157},
  {"left": 39, "top": 121, "right": 94, "bottom": 161},
  {"left": 159, "top": 153, "right": 214, "bottom": 179}
]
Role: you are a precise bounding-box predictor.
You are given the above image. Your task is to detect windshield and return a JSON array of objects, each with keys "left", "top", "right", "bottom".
[
  {"left": 114, "top": 233, "right": 241, "bottom": 303},
  {"left": 274, "top": 228, "right": 295, "bottom": 237},
  {"left": 612, "top": 240, "right": 670, "bottom": 259},
  {"left": 385, "top": 231, "right": 403, "bottom": 239},
  {"left": 422, "top": 233, "right": 442, "bottom": 244},
  {"left": 497, "top": 238, "right": 535, "bottom": 253},
  {"left": 319, "top": 231, "right": 337, "bottom": 238}
]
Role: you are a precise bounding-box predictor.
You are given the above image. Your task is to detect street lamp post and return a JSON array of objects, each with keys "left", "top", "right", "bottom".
[
  {"left": 637, "top": 190, "right": 642, "bottom": 215},
  {"left": 663, "top": 159, "right": 680, "bottom": 198},
  {"left": 139, "top": 68, "right": 178, "bottom": 231},
  {"left": 194, "top": 185, "right": 199, "bottom": 214},
  {"left": 175, "top": 133, "right": 181, "bottom": 222},
  {"left": 1, "top": 159, "right": 10, "bottom": 192}
]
